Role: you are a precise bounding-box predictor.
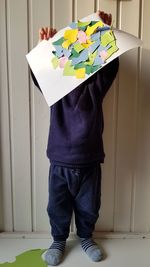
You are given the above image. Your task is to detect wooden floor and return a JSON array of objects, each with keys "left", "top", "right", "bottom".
[{"left": 0, "top": 236, "right": 150, "bottom": 266}]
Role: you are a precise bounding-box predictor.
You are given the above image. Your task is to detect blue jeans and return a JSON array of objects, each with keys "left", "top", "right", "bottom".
[{"left": 47, "top": 163, "right": 101, "bottom": 241}]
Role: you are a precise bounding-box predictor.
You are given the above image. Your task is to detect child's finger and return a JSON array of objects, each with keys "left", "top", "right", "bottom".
[
  {"left": 49, "top": 28, "right": 53, "bottom": 38},
  {"left": 39, "top": 27, "right": 57, "bottom": 40},
  {"left": 97, "top": 10, "right": 103, "bottom": 18},
  {"left": 53, "top": 29, "right": 57, "bottom": 34},
  {"left": 45, "top": 27, "right": 49, "bottom": 39},
  {"left": 39, "top": 28, "right": 44, "bottom": 41},
  {"left": 108, "top": 14, "right": 112, "bottom": 26},
  {"left": 43, "top": 33, "right": 47, "bottom": 40},
  {"left": 48, "top": 27, "right": 54, "bottom": 38},
  {"left": 48, "top": 27, "right": 51, "bottom": 38},
  {"left": 52, "top": 28, "right": 57, "bottom": 37},
  {"left": 99, "top": 11, "right": 105, "bottom": 21},
  {"left": 97, "top": 10, "right": 112, "bottom": 25},
  {"left": 43, "top": 27, "right": 48, "bottom": 36},
  {"left": 49, "top": 28, "right": 57, "bottom": 38},
  {"left": 104, "top": 13, "right": 108, "bottom": 24}
]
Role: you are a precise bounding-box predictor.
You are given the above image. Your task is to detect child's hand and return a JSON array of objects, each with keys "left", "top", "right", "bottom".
[
  {"left": 97, "top": 10, "right": 112, "bottom": 26},
  {"left": 38, "top": 27, "right": 57, "bottom": 43}
]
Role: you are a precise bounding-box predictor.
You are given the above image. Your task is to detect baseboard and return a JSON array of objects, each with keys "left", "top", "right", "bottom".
[{"left": 0, "top": 231, "right": 150, "bottom": 239}]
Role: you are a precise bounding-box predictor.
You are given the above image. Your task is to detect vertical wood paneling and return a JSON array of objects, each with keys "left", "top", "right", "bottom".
[
  {"left": 114, "top": 0, "right": 140, "bottom": 231},
  {"left": 0, "top": 0, "right": 150, "bottom": 234},
  {"left": 6, "top": 0, "right": 32, "bottom": 231},
  {"left": 53, "top": 0, "right": 72, "bottom": 29},
  {"left": 133, "top": 0, "right": 150, "bottom": 232},
  {"left": 141, "top": 0, "right": 150, "bottom": 49},
  {"left": 97, "top": 81, "right": 118, "bottom": 231},
  {"left": 114, "top": 53, "right": 138, "bottom": 231},
  {"left": 96, "top": 0, "right": 118, "bottom": 231},
  {"left": 119, "top": 0, "right": 140, "bottom": 36},
  {"left": 75, "top": 0, "right": 95, "bottom": 20},
  {"left": 0, "top": 0, "right": 13, "bottom": 231},
  {"left": 29, "top": 0, "right": 51, "bottom": 232}
]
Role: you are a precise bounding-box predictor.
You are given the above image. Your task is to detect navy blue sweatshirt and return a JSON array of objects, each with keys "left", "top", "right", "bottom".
[{"left": 31, "top": 58, "right": 119, "bottom": 166}]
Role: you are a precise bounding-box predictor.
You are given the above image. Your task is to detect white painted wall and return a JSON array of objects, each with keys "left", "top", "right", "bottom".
[{"left": 0, "top": 0, "right": 150, "bottom": 234}]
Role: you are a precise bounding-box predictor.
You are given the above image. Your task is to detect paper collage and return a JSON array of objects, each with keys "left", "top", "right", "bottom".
[
  {"left": 26, "top": 13, "right": 143, "bottom": 107},
  {"left": 51, "top": 20, "right": 118, "bottom": 79}
]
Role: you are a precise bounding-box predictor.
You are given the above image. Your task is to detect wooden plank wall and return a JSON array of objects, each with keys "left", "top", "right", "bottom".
[{"left": 0, "top": 0, "right": 150, "bottom": 234}]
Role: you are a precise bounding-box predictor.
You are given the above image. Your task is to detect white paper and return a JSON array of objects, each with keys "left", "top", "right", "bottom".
[{"left": 26, "top": 13, "right": 143, "bottom": 107}]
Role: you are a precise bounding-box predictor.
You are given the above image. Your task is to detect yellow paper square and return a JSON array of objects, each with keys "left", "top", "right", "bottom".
[
  {"left": 82, "top": 39, "right": 94, "bottom": 48},
  {"left": 62, "top": 40, "right": 71, "bottom": 49},
  {"left": 64, "top": 29, "right": 78, "bottom": 43},
  {"left": 75, "top": 68, "right": 85, "bottom": 79},
  {"left": 86, "top": 21, "right": 104, "bottom": 36}
]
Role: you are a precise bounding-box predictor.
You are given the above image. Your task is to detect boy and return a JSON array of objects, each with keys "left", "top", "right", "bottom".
[{"left": 31, "top": 11, "right": 119, "bottom": 266}]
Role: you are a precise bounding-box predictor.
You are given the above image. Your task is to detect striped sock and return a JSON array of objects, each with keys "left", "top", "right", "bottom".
[
  {"left": 80, "top": 238, "right": 103, "bottom": 262},
  {"left": 44, "top": 241, "right": 66, "bottom": 266}
]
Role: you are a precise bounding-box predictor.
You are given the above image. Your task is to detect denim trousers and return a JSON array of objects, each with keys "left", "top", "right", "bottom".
[{"left": 47, "top": 163, "right": 102, "bottom": 241}]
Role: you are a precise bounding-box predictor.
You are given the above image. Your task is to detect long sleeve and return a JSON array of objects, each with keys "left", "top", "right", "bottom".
[
  {"left": 30, "top": 69, "right": 42, "bottom": 93},
  {"left": 96, "top": 57, "right": 119, "bottom": 99}
]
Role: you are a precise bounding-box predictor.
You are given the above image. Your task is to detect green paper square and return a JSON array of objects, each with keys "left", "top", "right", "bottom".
[
  {"left": 85, "top": 51, "right": 97, "bottom": 66},
  {"left": 52, "top": 37, "right": 65, "bottom": 46},
  {"left": 90, "top": 21, "right": 98, "bottom": 26},
  {"left": 101, "top": 31, "right": 115, "bottom": 47},
  {"left": 107, "top": 41, "right": 119, "bottom": 58},
  {"left": 51, "top": 56, "right": 59, "bottom": 69},
  {"left": 85, "top": 65, "right": 92, "bottom": 74},
  {"left": 78, "top": 26, "right": 87, "bottom": 31},
  {"left": 77, "top": 21, "right": 91, "bottom": 27},
  {"left": 74, "top": 43, "right": 84, "bottom": 53},
  {"left": 91, "top": 65, "right": 101, "bottom": 73},
  {"left": 63, "top": 61, "right": 76, "bottom": 76},
  {"left": 74, "top": 63, "right": 85, "bottom": 69},
  {"left": 69, "top": 49, "right": 80, "bottom": 59}
]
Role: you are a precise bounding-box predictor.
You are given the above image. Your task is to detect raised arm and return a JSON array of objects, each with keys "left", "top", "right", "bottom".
[
  {"left": 97, "top": 58, "right": 119, "bottom": 99},
  {"left": 96, "top": 10, "right": 119, "bottom": 99}
]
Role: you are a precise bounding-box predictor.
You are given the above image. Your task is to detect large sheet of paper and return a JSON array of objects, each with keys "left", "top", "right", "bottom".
[{"left": 26, "top": 13, "right": 143, "bottom": 107}]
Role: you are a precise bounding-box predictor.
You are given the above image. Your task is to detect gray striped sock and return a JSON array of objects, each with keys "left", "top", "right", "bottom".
[
  {"left": 44, "top": 241, "right": 66, "bottom": 266},
  {"left": 80, "top": 238, "right": 103, "bottom": 262}
]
